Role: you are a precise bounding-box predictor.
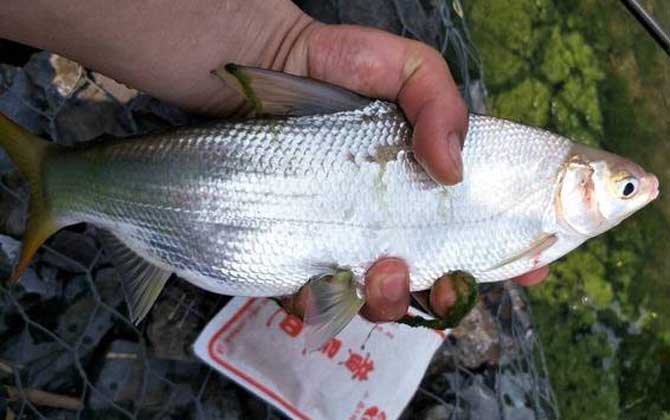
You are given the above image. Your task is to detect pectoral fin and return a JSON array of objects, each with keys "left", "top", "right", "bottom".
[
  {"left": 303, "top": 269, "right": 364, "bottom": 351},
  {"left": 487, "top": 233, "right": 558, "bottom": 272},
  {"left": 212, "top": 64, "right": 370, "bottom": 117},
  {"left": 99, "top": 231, "right": 172, "bottom": 324}
]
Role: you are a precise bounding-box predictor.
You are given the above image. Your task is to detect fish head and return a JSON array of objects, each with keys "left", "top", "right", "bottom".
[{"left": 556, "top": 143, "right": 659, "bottom": 237}]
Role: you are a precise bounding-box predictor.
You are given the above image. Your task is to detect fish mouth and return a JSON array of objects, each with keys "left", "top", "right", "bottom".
[{"left": 649, "top": 174, "right": 660, "bottom": 201}]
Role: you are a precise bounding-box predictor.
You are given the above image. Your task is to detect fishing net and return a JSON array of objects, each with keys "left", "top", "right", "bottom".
[{"left": 0, "top": 1, "right": 559, "bottom": 419}]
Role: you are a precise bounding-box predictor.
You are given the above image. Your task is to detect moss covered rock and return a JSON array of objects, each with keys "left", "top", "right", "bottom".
[
  {"left": 490, "top": 78, "right": 551, "bottom": 126},
  {"left": 467, "top": 0, "right": 670, "bottom": 418}
]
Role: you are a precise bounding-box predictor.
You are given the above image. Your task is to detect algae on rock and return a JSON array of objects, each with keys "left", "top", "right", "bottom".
[{"left": 467, "top": 0, "right": 670, "bottom": 418}]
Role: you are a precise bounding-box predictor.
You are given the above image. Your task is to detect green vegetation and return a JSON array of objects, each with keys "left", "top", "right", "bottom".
[{"left": 466, "top": 0, "right": 670, "bottom": 418}]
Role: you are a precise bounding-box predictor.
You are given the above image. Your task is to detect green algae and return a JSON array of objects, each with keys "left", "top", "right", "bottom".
[
  {"left": 491, "top": 78, "right": 552, "bottom": 127},
  {"left": 466, "top": 0, "right": 670, "bottom": 418}
]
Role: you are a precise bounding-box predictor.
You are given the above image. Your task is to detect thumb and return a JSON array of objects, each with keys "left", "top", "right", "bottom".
[{"left": 285, "top": 23, "right": 469, "bottom": 185}]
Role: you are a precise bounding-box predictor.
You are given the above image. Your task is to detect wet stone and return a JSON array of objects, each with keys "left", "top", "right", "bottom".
[
  {"left": 89, "top": 340, "right": 143, "bottom": 410},
  {"left": 146, "top": 281, "right": 223, "bottom": 361},
  {"left": 421, "top": 404, "right": 458, "bottom": 420},
  {"left": 17, "top": 266, "right": 60, "bottom": 300},
  {"left": 42, "top": 230, "right": 99, "bottom": 273},
  {"left": 499, "top": 371, "right": 540, "bottom": 420},
  {"left": 94, "top": 267, "right": 126, "bottom": 308},
  {"left": 0, "top": 234, "right": 20, "bottom": 276},
  {"left": 461, "top": 377, "right": 500, "bottom": 420},
  {"left": 0, "top": 329, "right": 78, "bottom": 391},
  {"left": 448, "top": 304, "right": 501, "bottom": 369},
  {"left": 56, "top": 292, "right": 115, "bottom": 349},
  {"left": 197, "top": 375, "right": 245, "bottom": 420},
  {"left": 49, "top": 55, "right": 85, "bottom": 98},
  {"left": 0, "top": 171, "right": 28, "bottom": 237}
]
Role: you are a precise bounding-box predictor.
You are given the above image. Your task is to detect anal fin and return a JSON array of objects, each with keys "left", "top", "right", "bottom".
[
  {"left": 303, "top": 269, "right": 364, "bottom": 351},
  {"left": 99, "top": 230, "right": 172, "bottom": 324}
]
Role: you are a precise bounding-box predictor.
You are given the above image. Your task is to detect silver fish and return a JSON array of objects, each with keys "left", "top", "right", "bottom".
[{"left": 0, "top": 65, "right": 659, "bottom": 347}]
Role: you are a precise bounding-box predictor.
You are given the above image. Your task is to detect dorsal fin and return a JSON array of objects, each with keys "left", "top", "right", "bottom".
[
  {"left": 212, "top": 64, "right": 370, "bottom": 117},
  {"left": 99, "top": 230, "right": 172, "bottom": 324}
]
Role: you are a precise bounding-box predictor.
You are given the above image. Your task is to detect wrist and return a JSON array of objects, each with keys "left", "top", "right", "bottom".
[
  {"left": 0, "top": 0, "right": 319, "bottom": 116},
  {"left": 148, "top": 0, "right": 318, "bottom": 115},
  {"left": 173, "top": 1, "right": 319, "bottom": 115}
]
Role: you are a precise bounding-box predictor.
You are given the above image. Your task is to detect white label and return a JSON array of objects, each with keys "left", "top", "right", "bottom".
[{"left": 193, "top": 297, "right": 447, "bottom": 420}]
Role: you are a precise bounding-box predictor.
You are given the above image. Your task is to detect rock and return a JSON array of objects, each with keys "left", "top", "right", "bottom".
[
  {"left": 0, "top": 234, "right": 21, "bottom": 273},
  {"left": 460, "top": 377, "right": 500, "bottom": 420},
  {"left": 421, "top": 404, "right": 456, "bottom": 420},
  {"left": 56, "top": 290, "right": 116, "bottom": 349},
  {"left": 63, "top": 273, "right": 91, "bottom": 302},
  {"left": 0, "top": 328, "right": 78, "bottom": 391},
  {"left": 146, "top": 281, "right": 223, "bottom": 361},
  {"left": 94, "top": 267, "right": 126, "bottom": 308},
  {"left": 41, "top": 230, "right": 99, "bottom": 273},
  {"left": 197, "top": 375, "right": 244, "bottom": 420},
  {"left": 90, "top": 339, "right": 209, "bottom": 414},
  {"left": 0, "top": 148, "right": 12, "bottom": 173},
  {"left": 91, "top": 73, "right": 138, "bottom": 105},
  {"left": 469, "top": 80, "right": 488, "bottom": 114},
  {"left": 89, "top": 340, "right": 143, "bottom": 410},
  {"left": 16, "top": 266, "right": 60, "bottom": 300},
  {"left": 448, "top": 304, "right": 501, "bottom": 369},
  {"left": 49, "top": 55, "right": 85, "bottom": 98},
  {"left": 0, "top": 171, "right": 28, "bottom": 237},
  {"left": 0, "top": 61, "right": 52, "bottom": 135},
  {"left": 1, "top": 51, "right": 193, "bottom": 147},
  {"left": 498, "top": 372, "right": 538, "bottom": 420}
]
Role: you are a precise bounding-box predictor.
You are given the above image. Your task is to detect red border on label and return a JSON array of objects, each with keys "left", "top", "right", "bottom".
[
  {"left": 207, "top": 298, "right": 447, "bottom": 420},
  {"left": 208, "top": 298, "right": 311, "bottom": 420}
]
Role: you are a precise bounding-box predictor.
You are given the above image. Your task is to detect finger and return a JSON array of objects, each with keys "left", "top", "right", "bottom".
[
  {"left": 399, "top": 47, "right": 468, "bottom": 185},
  {"left": 428, "top": 275, "right": 458, "bottom": 319},
  {"left": 513, "top": 266, "right": 550, "bottom": 287},
  {"left": 360, "top": 258, "right": 410, "bottom": 322},
  {"left": 298, "top": 24, "right": 469, "bottom": 185}
]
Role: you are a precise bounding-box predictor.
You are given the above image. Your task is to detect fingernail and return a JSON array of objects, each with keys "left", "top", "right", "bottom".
[
  {"left": 430, "top": 279, "right": 457, "bottom": 317},
  {"left": 380, "top": 272, "right": 407, "bottom": 303},
  {"left": 447, "top": 132, "right": 463, "bottom": 183}
]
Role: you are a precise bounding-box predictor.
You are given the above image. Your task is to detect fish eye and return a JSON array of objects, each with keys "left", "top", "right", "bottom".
[{"left": 617, "top": 177, "right": 639, "bottom": 199}]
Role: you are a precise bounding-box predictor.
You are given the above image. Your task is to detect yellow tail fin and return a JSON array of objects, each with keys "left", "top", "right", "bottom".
[{"left": 0, "top": 113, "right": 62, "bottom": 284}]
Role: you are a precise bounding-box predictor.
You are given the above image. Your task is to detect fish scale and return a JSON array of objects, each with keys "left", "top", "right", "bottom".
[{"left": 43, "top": 100, "right": 573, "bottom": 296}]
